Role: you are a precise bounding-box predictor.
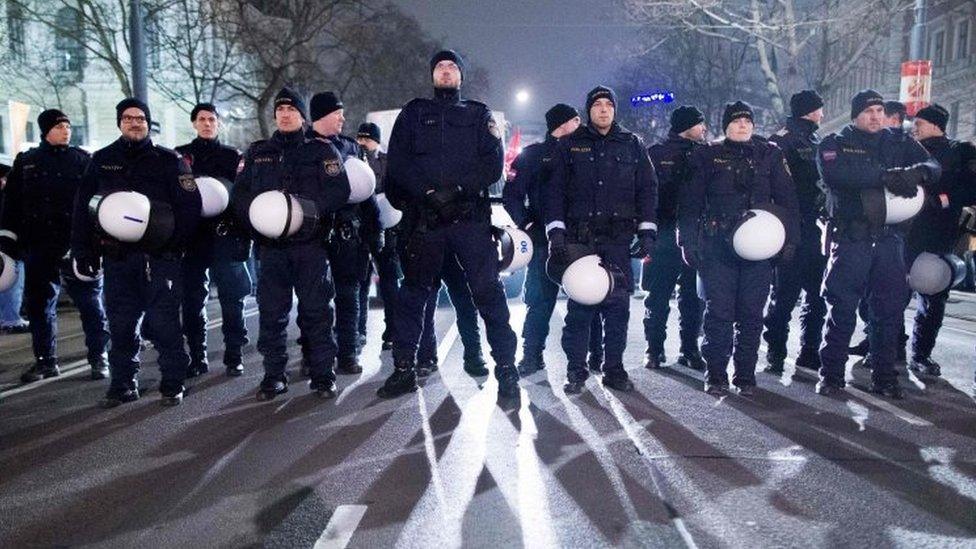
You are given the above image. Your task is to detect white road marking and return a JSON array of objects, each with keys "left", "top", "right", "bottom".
[
  {"left": 313, "top": 504, "right": 368, "bottom": 549},
  {"left": 0, "top": 358, "right": 89, "bottom": 397}
]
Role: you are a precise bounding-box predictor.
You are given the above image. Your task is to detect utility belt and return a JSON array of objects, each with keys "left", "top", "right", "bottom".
[
  {"left": 100, "top": 238, "right": 183, "bottom": 262},
  {"left": 567, "top": 217, "right": 636, "bottom": 244},
  {"left": 701, "top": 212, "right": 743, "bottom": 237},
  {"left": 332, "top": 216, "right": 362, "bottom": 242},
  {"left": 419, "top": 195, "right": 490, "bottom": 229},
  {"left": 825, "top": 217, "right": 897, "bottom": 244}
]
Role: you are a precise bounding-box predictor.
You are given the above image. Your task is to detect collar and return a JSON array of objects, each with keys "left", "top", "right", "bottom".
[
  {"left": 786, "top": 116, "right": 819, "bottom": 135},
  {"left": 273, "top": 129, "right": 305, "bottom": 147},
  {"left": 433, "top": 87, "right": 461, "bottom": 104},
  {"left": 191, "top": 137, "right": 220, "bottom": 150}
]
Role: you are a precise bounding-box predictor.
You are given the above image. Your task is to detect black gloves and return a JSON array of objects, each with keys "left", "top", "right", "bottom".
[
  {"left": 0, "top": 231, "right": 20, "bottom": 260},
  {"left": 548, "top": 228, "right": 567, "bottom": 262},
  {"left": 680, "top": 246, "right": 701, "bottom": 270},
  {"left": 74, "top": 254, "right": 102, "bottom": 280},
  {"left": 425, "top": 185, "right": 463, "bottom": 224},
  {"left": 632, "top": 229, "right": 657, "bottom": 260},
  {"left": 881, "top": 166, "right": 925, "bottom": 198}
]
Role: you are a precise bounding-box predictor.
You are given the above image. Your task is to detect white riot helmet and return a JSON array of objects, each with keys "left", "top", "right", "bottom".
[
  {"left": 561, "top": 255, "right": 614, "bottom": 305},
  {"left": 0, "top": 252, "right": 17, "bottom": 292},
  {"left": 494, "top": 226, "right": 533, "bottom": 273},
  {"left": 248, "top": 190, "right": 318, "bottom": 240},
  {"left": 885, "top": 186, "right": 925, "bottom": 224},
  {"left": 375, "top": 192, "right": 403, "bottom": 229},
  {"left": 909, "top": 252, "right": 967, "bottom": 296},
  {"left": 88, "top": 191, "right": 175, "bottom": 249},
  {"left": 195, "top": 176, "right": 230, "bottom": 218},
  {"left": 862, "top": 186, "right": 926, "bottom": 225},
  {"left": 731, "top": 208, "right": 787, "bottom": 261},
  {"left": 344, "top": 157, "right": 376, "bottom": 204}
]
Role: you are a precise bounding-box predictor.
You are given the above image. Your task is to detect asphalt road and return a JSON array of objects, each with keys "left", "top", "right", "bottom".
[{"left": 1, "top": 293, "right": 976, "bottom": 548}]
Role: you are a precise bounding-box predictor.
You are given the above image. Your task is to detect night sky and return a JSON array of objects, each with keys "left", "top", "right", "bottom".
[{"left": 393, "top": 0, "right": 640, "bottom": 131}]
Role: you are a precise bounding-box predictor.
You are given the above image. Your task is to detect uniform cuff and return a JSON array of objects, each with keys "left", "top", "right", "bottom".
[{"left": 546, "top": 221, "right": 565, "bottom": 234}]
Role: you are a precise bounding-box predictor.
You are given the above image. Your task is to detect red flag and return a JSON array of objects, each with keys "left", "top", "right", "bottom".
[{"left": 504, "top": 127, "right": 522, "bottom": 181}]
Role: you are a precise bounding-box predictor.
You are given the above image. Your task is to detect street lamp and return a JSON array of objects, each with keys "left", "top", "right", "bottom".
[{"left": 515, "top": 89, "right": 530, "bottom": 105}]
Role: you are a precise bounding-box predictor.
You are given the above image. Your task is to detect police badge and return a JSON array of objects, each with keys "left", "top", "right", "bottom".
[
  {"left": 179, "top": 173, "right": 197, "bottom": 192},
  {"left": 324, "top": 159, "right": 342, "bottom": 177}
]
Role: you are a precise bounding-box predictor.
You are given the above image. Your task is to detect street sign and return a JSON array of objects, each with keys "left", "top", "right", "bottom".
[
  {"left": 899, "top": 60, "right": 933, "bottom": 117},
  {"left": 630, "top": 91, "right": 675, "bottom": 106}
]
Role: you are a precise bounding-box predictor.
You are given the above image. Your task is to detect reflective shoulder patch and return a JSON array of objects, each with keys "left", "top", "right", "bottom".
[{"left": 179, "top": 173, "right": 197, "bottom": 192}]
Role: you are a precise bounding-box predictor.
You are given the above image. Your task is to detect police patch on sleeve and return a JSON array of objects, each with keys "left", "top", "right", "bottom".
[
  {"left": 488, "top": 118, "right": 501, "bottom": 140},
  {"left": 324, "top": 159, "right": 342, "bottom": 177},
  {"left": 179, "top": 173, "right": 197, "bottom": 192}
]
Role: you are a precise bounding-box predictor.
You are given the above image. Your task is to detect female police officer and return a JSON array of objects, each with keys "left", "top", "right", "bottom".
[{"left": 679, "top": 101, "right": 799, "bottom": 396}]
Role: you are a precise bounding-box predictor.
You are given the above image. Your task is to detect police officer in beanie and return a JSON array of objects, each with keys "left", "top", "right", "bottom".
[
  {"left": 72, "top": 98, "right": 202, "bottom": 407},
  {"left": 175, "top": 103, "right": 252, "bottom": 378},
  {"left": 232, "top": 87, "right": 351, "bottom": 400},
  {"left": 356, "top": 121, "right": 395, "bottom": 347},
  {"left": 380, "top": 49, "right": 519, "bottom": 399},
  {"left": 849, "top": 99, "right": 913, "bottom": 360},
  {"left": 546, "top": 85, "right": 659, "bottom": 394},
  {"left": 0, "top": 109, "right": 110, "bottom": 382},
  {"left": 905, "top": 104, "right": 976, "bottom": 376},
  {"left": 504, "top": 103, "right": 580, "bottom": 376},
  {"left": 816, "top": 89, "right": 940, "bottom": 399},
  {"left": 762, "top": 90, "right": 828, "bottom": 374},
  {"left": 642, "top": 105, "right": 707, "bottom": 371},
  {"left": 679, "top": 101, "right": 799, "bottom": 396},
  {"left": 355, "top": 121, "right": 488, "bottom": 374},
  {"left": 306, "top": 91, "right": 381, "bottom": 375}
]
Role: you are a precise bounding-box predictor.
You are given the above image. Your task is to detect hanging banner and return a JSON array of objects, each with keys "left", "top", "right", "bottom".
[
  {"left": 899, "top": 60, "right": 933, "bottom": 117},
  {"left": 8, "top": 100, "right": 31, "bottom": 155}
]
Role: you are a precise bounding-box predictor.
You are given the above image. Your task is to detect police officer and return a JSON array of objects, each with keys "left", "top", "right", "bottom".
[
  {"left": 504, "top": 103, "right": 580, "bottom": 375},
  {"left": 905, "top": 104, "right": 976, "bottom": 376},
  {"left": 762, "top": 90, "right": 828, "bottom": 373},
  {"left": 0, "top": 109, "right": 110, "bottom": 382},
  {"left": 356, "top": 122, "right": 396, "bottom": 348},
  {"left": 850, "top": 99, "right": 913, "bottom": 360},
  {"left": 679, "top": 101, "right": 799, "bottom": 396},
  {"left": 72, "top": 98, "right": 201, "bottom": 407},
  {"left": 816, "top": 89, "right": 940, "bottom": 399},
  {"left": 642, "top": 105, "right": 706, "bottom": 371},
  {"left": 232, "top": 87, "right": 351, "bottom": 400},
  {"left": 546, "top": 85, "right": 658, "bottom": 394},
  {"left": 306, "top": 91, "right": 381, "bottom": 375},
  {"left": 380, "top": 49, "right": 519, "bottom": 399},
  {"left": 175, "top": 103, "right": 252, "bottom": 378}
]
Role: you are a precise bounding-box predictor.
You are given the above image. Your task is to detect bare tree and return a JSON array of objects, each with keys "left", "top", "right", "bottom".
[
  {"left": 217, "top": 0, "right": 365, "bottom": 137},
  {"left": 612, "top": 22, "right": 758, "bottom": 140},
  {"left": 5, "top": 0, "right": 181, "bottom": 97},
  {"left": 148, "top": 0, "right": 243, "bottom": 109},
  {"left": 624, "top": 0, "right": 923, "bottom": 119}
]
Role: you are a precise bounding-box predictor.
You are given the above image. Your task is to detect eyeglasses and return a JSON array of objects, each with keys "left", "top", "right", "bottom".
[{"left": 121, "top": 115, "right": 147, "bottom": 124}]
